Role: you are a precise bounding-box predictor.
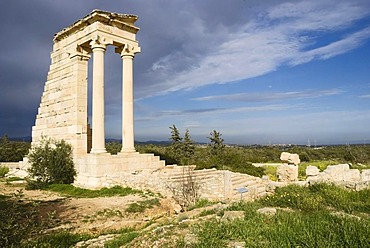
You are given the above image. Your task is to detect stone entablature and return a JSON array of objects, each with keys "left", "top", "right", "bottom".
[{"left": 53, "top": 10, "right": 139, "bottom": 43}]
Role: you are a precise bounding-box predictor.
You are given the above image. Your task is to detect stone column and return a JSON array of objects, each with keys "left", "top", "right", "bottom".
[
  {"left": 90, "top": 38, "right": 107, "bottom": 153},
  {"left": 119, "top": 44, "right": 140, "bottom": 152}
]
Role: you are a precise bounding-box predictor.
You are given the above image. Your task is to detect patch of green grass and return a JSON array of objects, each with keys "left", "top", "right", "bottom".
[
  {"left": 45, "top": 184, "right": 142, "bottom": 198},
  {"left": 96, "top": 208, "right": 124, "bottom": 218},
  {"left": 261, "top": 183, "right": 370, "bottom": 214},
  {"left": 188, "top": 184, "right": 370, "bottom": 247},
  {"left": 0, "top": 194, "right": 42, "bottom": 247},
  {"left": 261, "top": 184, "right": 325, "bottom": 212},
  {"left": 188, "top": 198, "right": 215, "bottom": 210},
  {"left": 262, "top": 166, "right": 278, "bottom": 181},
  {"left": 5, "top": 176, "right": 24, "bottom": 182},
  {"left": 0, "top": 166, "right": 9, "bottom": 177},
  {"left": 23, "top": 231, "right": 92, "bottom": 248},
  {"left": 125, "top": 198, "right": 160, "bottom": 213},
  {"left": 104, "top": 232, "right": 139, "bottom": 248},
  {"left": 198, "top": 209, "right": 217, "bottom": 217},
  {"left": 309, "top": 183, "right": 370, "bottom": 214},
  {"left": 301, "top": 160, "right": 340, "bottom": 171},
  {"left": 192, "top": 202, "right": 370, "bottom": 247}
]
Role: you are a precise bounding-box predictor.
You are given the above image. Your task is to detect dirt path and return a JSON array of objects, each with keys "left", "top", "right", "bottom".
[{"left": 0, "top": 181, "right": 172, "bottom": 234}]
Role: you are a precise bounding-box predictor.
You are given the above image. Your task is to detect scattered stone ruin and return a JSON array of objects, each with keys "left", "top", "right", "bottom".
[
  {"left": 306, "top": 164, "right": 370, "bottom": 190},
  {"left": 277, "top": 152, "right": 299, "bottom": 182}
]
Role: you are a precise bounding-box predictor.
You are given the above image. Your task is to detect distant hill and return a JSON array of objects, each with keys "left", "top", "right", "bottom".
[
  {"left": 4, "top": 136, "right": 32, "bottom": 142},
  {"left": 106, "top": 138, "right": 171, "bottom": 146}
]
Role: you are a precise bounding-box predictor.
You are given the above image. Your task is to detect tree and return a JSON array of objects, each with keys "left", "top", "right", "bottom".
[
  {"left": 166, "top": 166, "right": 200, "bottom": 211},
  {"left": 27, "top": 137, "right": 76, "bottom": 189},
  {"left": 169, "top": 125, "right": 183, "bottom": 164},
  {"left": 182, "top": 129, "right": 195, "bottom": 165},
  {"left": 208, "top": 130, "right": 225, "bottom": 156},
  {"left": 208, "top": 130, "right": 226, "bottom": 169},
  {"left": 0, "top": 134, "right": 30, "bottom": 162}
]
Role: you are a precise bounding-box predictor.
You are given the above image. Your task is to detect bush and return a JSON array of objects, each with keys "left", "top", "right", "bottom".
[
  {"left": 0, "top": 135, "right": 30, "bottom": 162},
  {"left": 125, "top": 198, "right": 160, "bottom": 213},
  {"left": 27, "top": 137, "right": 76, "bottom": 189},
  {"left": 0, "top": 166, "right": 9, "bottom": 177}
]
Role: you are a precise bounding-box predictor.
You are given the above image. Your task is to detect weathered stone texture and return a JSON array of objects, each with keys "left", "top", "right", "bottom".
[
  {"left": 306, "top": 164, "right": 370, "bottom": 190},
  {"left": 280, "top": 152, "right": 300, "bottom": 165},
  {"left": 257, "top": 207, "right": 277, "bottom": 216},
  {"left": 306, "top": 165, "right": 320, "bottom": 176},
  {"left": 222, "top": 211, "right": 245, "bottom": 222},
  {"left": 277, "top": 164, "right": 298, "bottom": 182}
]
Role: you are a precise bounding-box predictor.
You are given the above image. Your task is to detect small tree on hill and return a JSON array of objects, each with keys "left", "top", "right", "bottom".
[
  {"left": 169, "top": 125, "right": 183, "bottom": 164},
  {"left": 182, "top": 129, "right": 195, "bottom": 165},
  {"left": 27, "top": 137, "right": 76, "bottom": 189},
  {"left": 208, "top": 130, "right": 225, "bottom": 156},
  {"left": 208, "top": 130, "right": 225, "bottom": 169}
]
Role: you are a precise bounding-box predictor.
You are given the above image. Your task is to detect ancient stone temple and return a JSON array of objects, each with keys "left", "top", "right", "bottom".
[
  {"left": 24, "top": 10, "right": 272, "bottom": 201},
  {"left": 31, "top": 10, "right": 165, "bottom": 188}
]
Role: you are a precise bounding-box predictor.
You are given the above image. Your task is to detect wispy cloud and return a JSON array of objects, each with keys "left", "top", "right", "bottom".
[
  {"left": 136, "top": 104, "right": 290, "bottom": 121},
  {"left": 137, "top": 1, "right": 370, "bottom": 98},
  {"left": 359, "top": 94, "right": 370, "bottom": 98},
  {"left": 193, "top": 89, "right": 343, "bottom": 102},
  {"left": 290, "top": 27, "right": 370, "bottom": 65}
]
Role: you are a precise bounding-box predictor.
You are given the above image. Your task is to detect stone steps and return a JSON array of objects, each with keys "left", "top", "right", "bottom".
[
  {"left": 162, "top": 168, "right": 220, "bottom": 183},
  {"left": 229, "top": 173, "right": 267, "bottom": 200}
]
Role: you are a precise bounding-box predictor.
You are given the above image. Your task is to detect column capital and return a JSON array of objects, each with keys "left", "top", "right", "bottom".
[
  {"left": 90, "top": 35, "right": 110, "bottom": 51},
  {"left": 115, "top": 44, "right": 141, "bottom": 57}
]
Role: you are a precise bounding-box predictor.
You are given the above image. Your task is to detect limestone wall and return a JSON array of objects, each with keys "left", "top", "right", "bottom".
[
  {"left": 73, "top": 164, "right": 270, "bottom": 201},
  {"left": 32, "top": 31, "right": 91, "bottom": 156},
  {"left": 306, "top": 164, "right": 370, "bottom": 190}
]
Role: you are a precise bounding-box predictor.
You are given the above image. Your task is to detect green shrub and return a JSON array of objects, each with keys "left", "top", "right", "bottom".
[
  {"left": 190, "top": 198, "right": 214, "bottom": 210},
  {"left": 0, "top": 166, "right": 9, "bottom": 177},
  {"left": 125, "top": 198, "right": 160, "bottom": 213},
  {"left": 46, "top": 184, "right": 142, "bottom": 198},
  {"left": 27, "top": 137, "right": 76, "bottom": 189},
  {"left": 0, "top": 135, "right": 30, "bottom": 162},
  {"left": 106, "top": 142, "right": 122, "bottom": 154}
]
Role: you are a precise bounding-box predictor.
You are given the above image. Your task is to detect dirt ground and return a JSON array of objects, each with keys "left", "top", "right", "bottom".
[{"left": 0, "top": 180, "right": 174, "bottom": 235}]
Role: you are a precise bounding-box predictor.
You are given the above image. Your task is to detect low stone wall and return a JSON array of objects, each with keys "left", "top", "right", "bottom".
[
  {"left": 0, "top": 162, "right": 21, "bottom": 169},
  {"left": 73, "top": 165, "right": 256, "bottom": 201},
  {"left": 1, "top": 161, "right": 29, "bottom": 178},
  {"left": 306, "top": 164, "right": 370, "bottom": 190}
]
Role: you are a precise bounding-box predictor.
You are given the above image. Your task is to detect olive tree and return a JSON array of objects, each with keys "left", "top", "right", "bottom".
[{"left": 27, "top": 137, "right": 76, "bottom": 189}]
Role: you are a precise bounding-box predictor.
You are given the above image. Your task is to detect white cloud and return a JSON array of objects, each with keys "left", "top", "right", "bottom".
[
  {"left": 137, "top": 0, "right": 370, "bottom": 98},
  {"left": 135, "top": 104, "right": 291, "bottom": 122},
  {"left": 359, "top": 94, "right": 370, "bottom": 98},
  {"left": 290, "top": 26, "right": 370, "bottom": 65},
  {"left": 192, "top": 89, "right": 343, "bottom": 102}
]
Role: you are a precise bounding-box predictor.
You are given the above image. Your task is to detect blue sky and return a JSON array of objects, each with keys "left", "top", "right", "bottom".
[{"left": 0, "top": 0, "right": 370, "bottom": 145}]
